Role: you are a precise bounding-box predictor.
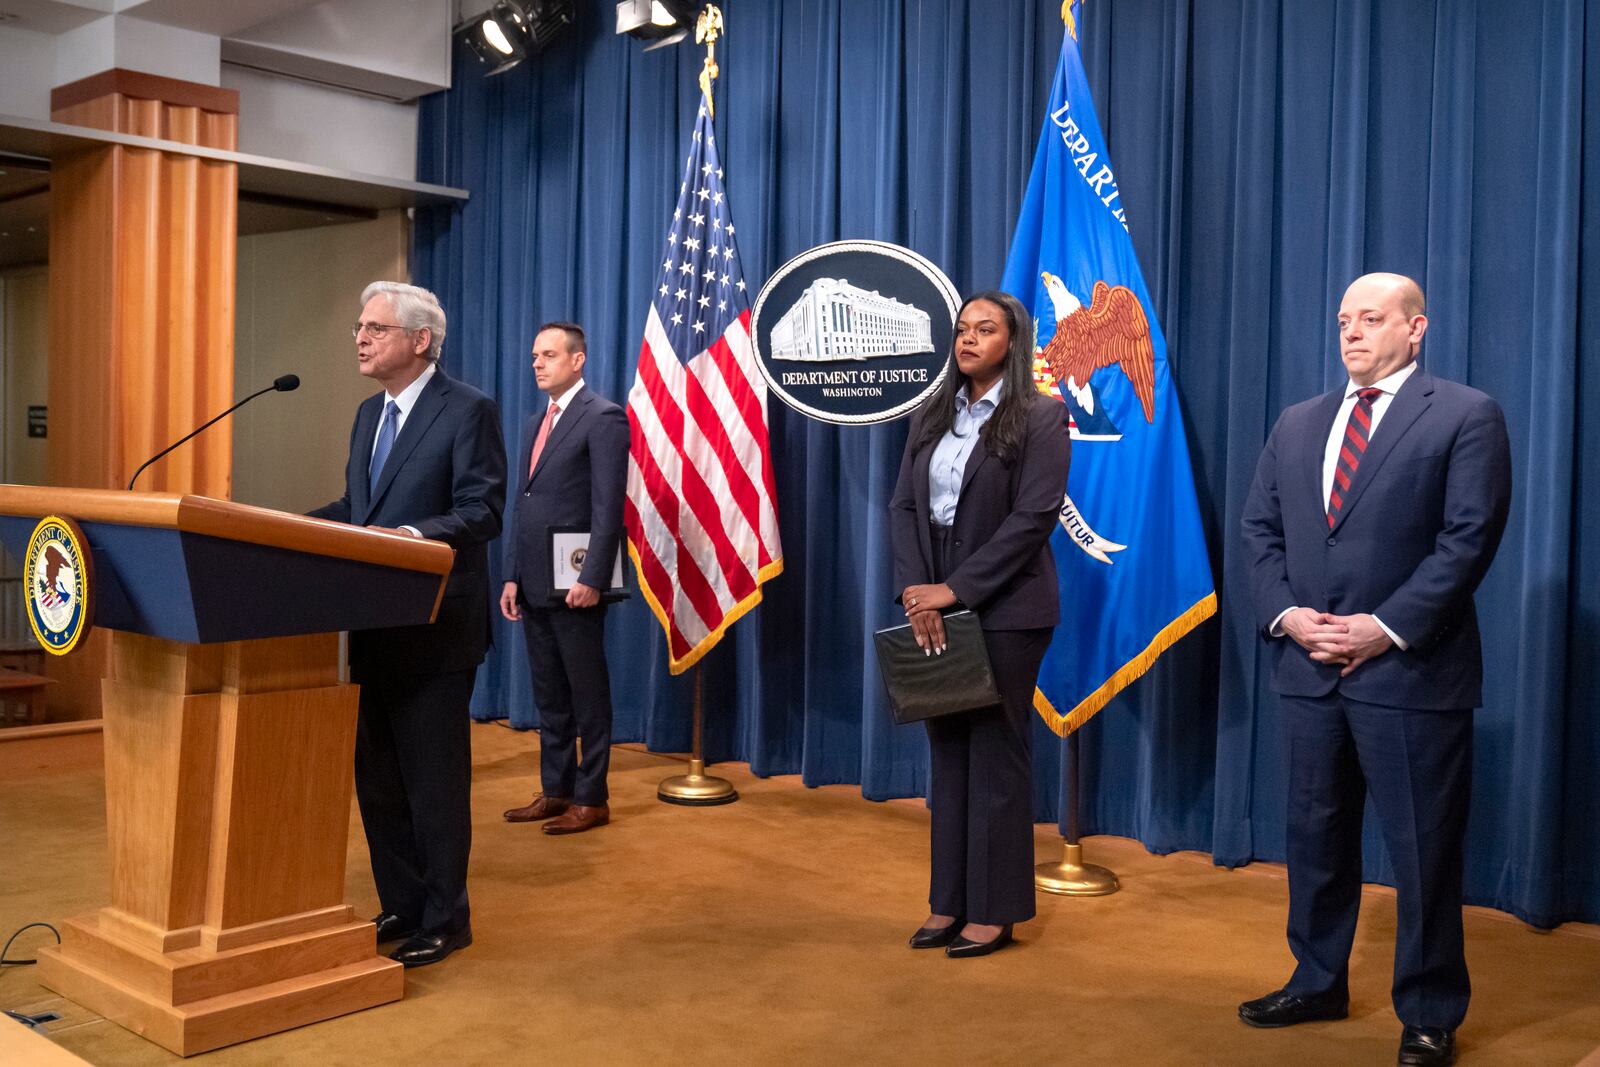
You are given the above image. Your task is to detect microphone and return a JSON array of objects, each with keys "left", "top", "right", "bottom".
[{"left": 128, "top": 374, "right": 302, "bottom": 490}]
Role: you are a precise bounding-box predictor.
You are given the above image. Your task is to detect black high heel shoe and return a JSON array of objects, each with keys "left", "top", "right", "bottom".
[
  {"left": 945, "top": 923, "right": 1013, "bottom": 958},
  {"left": 908, "top": 917, "right": 965, "bottom": 950}
]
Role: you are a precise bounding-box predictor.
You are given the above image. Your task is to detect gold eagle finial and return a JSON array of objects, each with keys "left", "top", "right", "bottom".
[
  {"left": 1062, "top": 1, "right": 1079, "bottom": 42},
  {"left": 697, "top": 5, "right": 724, "bottom": 116}
]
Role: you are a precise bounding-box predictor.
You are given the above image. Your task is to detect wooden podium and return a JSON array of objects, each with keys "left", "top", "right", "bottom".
[{"left": 0, "top": 486, "right": 454, "bottom": 1056}]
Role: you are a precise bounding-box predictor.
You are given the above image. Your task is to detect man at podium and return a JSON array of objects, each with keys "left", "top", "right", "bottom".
[{"left": 310, "top": 281, "right": 507, "bottom": 968}]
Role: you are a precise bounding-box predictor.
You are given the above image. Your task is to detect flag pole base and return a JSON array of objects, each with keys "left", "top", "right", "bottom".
[
  {"left": 1034, "top": 840, "right": 1119, "bottom": 896},
  {"left": 657, "top": 758, "right": 738, "bottom": 806}
]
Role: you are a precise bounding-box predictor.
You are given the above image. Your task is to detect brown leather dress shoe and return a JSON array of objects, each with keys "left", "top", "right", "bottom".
[
  {"left": 503, "top": 794, "right": 570, "bottom": 822},
  {"left": 542, "top": 803, "right": 610, "bottom": 835}
]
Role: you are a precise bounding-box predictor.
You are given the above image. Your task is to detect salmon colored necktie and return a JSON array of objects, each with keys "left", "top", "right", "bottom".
[{"left": 528, "top": 402, "right": 559, "bottom": 477}]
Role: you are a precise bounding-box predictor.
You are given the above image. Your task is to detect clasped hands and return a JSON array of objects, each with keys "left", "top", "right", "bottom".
[
  {"left": 901, "top": 583, "right": 958, "bottom": 655},
  {"left": 1281, "top": 607, "right": 1392, "bottom": 677}
]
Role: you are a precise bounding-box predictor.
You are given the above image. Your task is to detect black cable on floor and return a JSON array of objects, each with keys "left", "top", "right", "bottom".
[{"left": 0, "top": 922, "right": 60, "bottom": 967}]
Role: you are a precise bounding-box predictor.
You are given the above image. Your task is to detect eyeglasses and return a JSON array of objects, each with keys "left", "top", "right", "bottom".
[{"left": 351, "top": 322, "right": 410, "bottom": 338}]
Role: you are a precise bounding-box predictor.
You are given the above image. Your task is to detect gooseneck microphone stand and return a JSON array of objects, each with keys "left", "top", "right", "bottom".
[{"left": 127, "top": 375, "right": 300, "bottom": 491}]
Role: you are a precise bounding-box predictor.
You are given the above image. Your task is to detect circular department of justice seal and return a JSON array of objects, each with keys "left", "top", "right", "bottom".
[
  {"left": 751, "top": 240, "right": 960, "bottom": 425},
  {"left": 24, "top": 514, "right": 94, "bottom": 655}
]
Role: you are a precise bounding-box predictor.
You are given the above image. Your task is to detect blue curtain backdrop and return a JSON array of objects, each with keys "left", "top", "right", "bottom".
[{"left": 413, "top": 0, "right": 1600, "bottom": 928}]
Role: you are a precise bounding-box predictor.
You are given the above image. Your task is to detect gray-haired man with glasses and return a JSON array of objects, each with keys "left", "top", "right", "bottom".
[{"left": 311, "top": 280, "right": 507, "bottom": 968}]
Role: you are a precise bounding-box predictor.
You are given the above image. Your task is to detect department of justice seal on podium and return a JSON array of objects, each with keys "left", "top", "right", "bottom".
[
  {"left": 24, "top": 514, "right": 94, "bottom": 655},
  {"left": 751, "top": 240, "right": 960, "bottom": 424}
]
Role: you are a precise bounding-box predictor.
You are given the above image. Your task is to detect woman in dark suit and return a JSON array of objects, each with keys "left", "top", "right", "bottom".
[{"left": 888, "top": 289, "right": 1071, "bottom": 958}]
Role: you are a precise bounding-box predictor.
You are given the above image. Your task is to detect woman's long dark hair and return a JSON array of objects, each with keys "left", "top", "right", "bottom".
[{"left": 911, "top": 290, "right": 1040, "bottom": 465}]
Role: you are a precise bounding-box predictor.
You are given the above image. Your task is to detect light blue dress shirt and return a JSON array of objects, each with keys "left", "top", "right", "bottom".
[{"left": 928, "top": 378, "right": 1003, "bottom": 526}]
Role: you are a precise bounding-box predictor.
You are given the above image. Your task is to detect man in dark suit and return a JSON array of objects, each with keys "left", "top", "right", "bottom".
[
  {"left": 310, "top": 281, "right": 506, "bottom": 968},
  {"left": 1239, "top": 273, "right": 1512, "bottom": 1066},
  {"left": 499, "top": 322, "right": 629, "bottom": 836}
]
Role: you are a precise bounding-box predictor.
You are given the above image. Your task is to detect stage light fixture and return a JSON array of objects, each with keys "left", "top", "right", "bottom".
[
  {"left": 460, "top": 0, "right": 575, "bottom": 75},
  {"left": 615, "top": 0, "right": 698, "bottom": 51}
]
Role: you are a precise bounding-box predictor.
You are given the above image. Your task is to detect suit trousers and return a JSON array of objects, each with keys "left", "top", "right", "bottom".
[
  {"left": 1281, "top": 692, "right": 1474, "bottom": 1029},
  {"left": 354, "top": 667, "right": 476, "bottom": 936},
  {"left": 522, "top": 602, "right": 613, "bottom": 806},
  {"left": 923, "top": 521, "right": 1049, "bottom": 925}
]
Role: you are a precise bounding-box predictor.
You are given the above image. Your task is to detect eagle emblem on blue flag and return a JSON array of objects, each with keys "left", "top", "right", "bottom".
[{"left": 1034, "top": 271, "right": 1156, "bottom": 442}]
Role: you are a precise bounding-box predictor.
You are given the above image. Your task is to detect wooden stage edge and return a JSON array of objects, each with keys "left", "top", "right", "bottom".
[{"left": 0, "top": 720, "right": 103, "bottom": 743}]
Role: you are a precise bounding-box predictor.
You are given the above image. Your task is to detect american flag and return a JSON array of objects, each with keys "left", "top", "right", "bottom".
[{"left": 625, "top": 100, "right": 783, "bottom": 674}]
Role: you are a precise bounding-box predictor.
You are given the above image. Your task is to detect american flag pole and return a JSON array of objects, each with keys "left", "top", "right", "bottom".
[{"left": 628, "top": 5, "right": 780, "bottom": 805}]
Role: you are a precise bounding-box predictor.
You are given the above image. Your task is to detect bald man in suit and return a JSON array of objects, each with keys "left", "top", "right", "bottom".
[{"left": 1239, "top": 273, "right": 1512, "bottom": 1067}]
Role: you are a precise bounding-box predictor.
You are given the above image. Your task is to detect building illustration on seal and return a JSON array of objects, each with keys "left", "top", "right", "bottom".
[{"left": 769, "top": 277, "right": 934, "bottom": 362}]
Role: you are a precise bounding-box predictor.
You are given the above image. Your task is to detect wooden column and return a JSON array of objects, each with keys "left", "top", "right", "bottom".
[
  {"left": 45, "top": 70, "right": 240, "bottom": 719},
  {"left": 38, "top": 632, "right": 402, "bottom": 1056},
  {"left": 48, "top": 68, "right": 238, "bottom": 496}
]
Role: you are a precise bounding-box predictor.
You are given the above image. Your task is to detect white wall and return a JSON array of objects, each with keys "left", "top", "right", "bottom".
[
  {"left": 52, "top": 15, "right": 221, "bottom": 87},
  {"left": 222, "top": 0, "right": 450, "bottom": 101},
  {"left": 0, "top": 27, "right": 58, "bottom": 119},
  {"left": 232, "top": 212, "right": 409, "bottom": 514},
  {"left": 0, "top": 0, "right": 446, "bottom": 181},
  {"left": 222, "top": 64, "right": 418, "bottom": 181}
]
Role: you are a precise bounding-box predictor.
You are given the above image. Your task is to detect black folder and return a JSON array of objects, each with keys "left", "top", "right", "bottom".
[{"left": 873, "top": 610, "right": 1000, "bottom": 724}]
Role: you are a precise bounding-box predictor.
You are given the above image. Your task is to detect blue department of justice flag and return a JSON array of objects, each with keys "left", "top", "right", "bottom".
[{"left": 1001, "top": 10, "right": 1216, "bottom": 735}]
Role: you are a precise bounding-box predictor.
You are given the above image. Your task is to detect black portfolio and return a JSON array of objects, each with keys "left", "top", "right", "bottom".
[{"left": 872, "top": 610, "right": 1000, "bottom": 725}]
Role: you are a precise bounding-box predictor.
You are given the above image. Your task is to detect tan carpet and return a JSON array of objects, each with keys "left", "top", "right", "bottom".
[{"left": 2, "top": 723, "right": 1597, "bottom": 1065}]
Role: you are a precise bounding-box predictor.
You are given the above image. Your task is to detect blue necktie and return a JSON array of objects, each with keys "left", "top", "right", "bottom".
[{"left": 369, "top": 400, "right": 399, "bottom": 493}]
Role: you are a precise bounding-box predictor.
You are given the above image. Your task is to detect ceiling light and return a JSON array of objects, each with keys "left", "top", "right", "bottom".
[
  {"left": 616, "top": 0, "right": 696, "bottom": 50},
  {"left": 482, "top": 18, "right": 515, "bottom": 54},
  {"left": 459, "top": 0, "right": 575, "bottom": 76}
]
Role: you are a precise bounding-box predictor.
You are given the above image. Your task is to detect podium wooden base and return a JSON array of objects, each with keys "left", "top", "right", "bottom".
[
  {"left": 37, "top": 631, "right": 404, "bottom": 1056},
  {"left": 38, "top": 913, "right": 401, "bottom": 1057}
]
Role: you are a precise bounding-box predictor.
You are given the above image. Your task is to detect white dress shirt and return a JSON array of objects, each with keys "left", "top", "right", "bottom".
[
  {"left": 372, "top": 361, "right": 438, "bottom": 466},
  {"left": 1272, "top": 360, "right": 1417, "bottom": 650},
  {"left": 1320, "top": 361, "right": 1418, "bottom": 508},
  {"left": 542, "top": 377, "right": 586, "bottom": 432}
]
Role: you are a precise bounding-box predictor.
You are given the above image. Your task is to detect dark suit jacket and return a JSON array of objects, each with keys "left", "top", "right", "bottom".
[
  {"left": 1241, "top": 368, "right": 1512, "bottom": 709},
  {"left": 310, "top": 368, "right": 508, "bottom": 681},
  {"left": 504, "top": 385, "right": 631, "bottom": 604},
  {"left": 889, "top": 396, "right": 1071, "bottom": 631}
]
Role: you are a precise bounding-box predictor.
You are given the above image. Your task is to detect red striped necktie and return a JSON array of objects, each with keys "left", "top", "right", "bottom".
[{"left": 1328, "top": 387, "right": 1384, "bottom": 527}]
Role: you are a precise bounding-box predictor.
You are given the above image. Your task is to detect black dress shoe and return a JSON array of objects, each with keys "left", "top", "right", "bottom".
[
  {"left": 370, "top": 912, "right": 418, "bottom": 944},
  {"left": 908, "top": 918, "right": 964, "bottom": 950},
  {"left": 945, "top": 924, "right": 1013, "bottom": 958},
  {"left": 390, "top": 926, "right": 473, "bottom": 968},
  {"left": 1398, "top": 1026, "right": 1456, "bottom": 1066},
  {"left": 1238, "top": 987, "right": 1349, "bottom": 1028}
]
